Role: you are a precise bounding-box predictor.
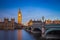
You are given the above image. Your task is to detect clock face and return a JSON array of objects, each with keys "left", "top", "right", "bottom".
[{"left": 19, "top": 14, "right": 21, "bottom": 16}]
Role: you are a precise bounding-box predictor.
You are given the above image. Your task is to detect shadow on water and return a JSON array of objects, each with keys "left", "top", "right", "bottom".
[{"left": 46, "top": 30, "right": 60, "bottom": 40}]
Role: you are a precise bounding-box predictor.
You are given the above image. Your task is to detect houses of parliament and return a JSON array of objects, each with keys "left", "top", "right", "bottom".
[
  {"left": 0, "top": 8, "right": 60, "bottom": 29},
  {"left": 0, "top": 8, "right": 22, "bottom": 29}
]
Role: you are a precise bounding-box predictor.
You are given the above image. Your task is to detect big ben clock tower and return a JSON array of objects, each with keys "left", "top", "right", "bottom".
[{"left": 18, "top": 8, "right": 22, "bottom": 24}]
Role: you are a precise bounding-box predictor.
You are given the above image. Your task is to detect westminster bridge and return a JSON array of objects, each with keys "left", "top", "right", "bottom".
[{"left": 26, "top": 24, "right": 60, "bottom": 39}]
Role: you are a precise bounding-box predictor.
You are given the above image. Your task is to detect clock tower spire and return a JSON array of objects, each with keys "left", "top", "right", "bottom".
[{"left": 18, "top": 8, "right": 22, "bottom": 24}]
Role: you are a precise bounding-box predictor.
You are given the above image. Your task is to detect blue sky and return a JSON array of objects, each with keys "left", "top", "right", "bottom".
[{"left": 0, "top": 0, "right": 60, "bottom": 24}]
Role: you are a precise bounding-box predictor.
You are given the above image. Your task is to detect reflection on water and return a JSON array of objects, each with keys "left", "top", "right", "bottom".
[
  {"left": 0, "top": 30, "right": 17, "bottom": 40},
  {"left": 0, "top": 30, "right": 35, "bottom": 40},
  {"left": 0, "top": 29, "right": 59, "bottom": 40},
  {"left": 22, "top": 30, "right": 35, "bottom": 40},
  {"left": 18, "top": 30, "right": 22, "bottom": 40}
]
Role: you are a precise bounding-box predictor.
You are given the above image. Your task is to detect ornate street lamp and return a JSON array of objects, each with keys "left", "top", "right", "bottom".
[{"left": 41, "top": 16, "right": 45, "bottom": 38}]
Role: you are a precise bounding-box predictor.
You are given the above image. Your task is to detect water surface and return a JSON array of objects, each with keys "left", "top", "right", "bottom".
[{"left": 0, "top": 30, "right": 35, "bottom": 40}]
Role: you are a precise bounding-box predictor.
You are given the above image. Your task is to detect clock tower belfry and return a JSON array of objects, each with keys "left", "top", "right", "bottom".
[{"left": 18, "top": 8, "right": 22, "bottom": 24}]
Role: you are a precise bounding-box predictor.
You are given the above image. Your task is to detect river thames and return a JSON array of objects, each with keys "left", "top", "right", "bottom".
[
  {"left": 0, "top": 29, "right": 42, "bottom": 40},
  {"left": 0, "top": 29, "right": 60, "bottom": 40}
]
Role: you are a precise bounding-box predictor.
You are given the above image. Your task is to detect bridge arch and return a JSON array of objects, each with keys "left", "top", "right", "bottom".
[
  {"left": 31, "top": 26, "right": 41, "bottom": 30},
  {"left": 45, "top": 28, "right": 60, "bottom": 36},
  {"left": 33, "top": 28, "right": 41, "bottom": 31},
  {"left": 31, "top": 27, "right": 41, "bottom": 31}
]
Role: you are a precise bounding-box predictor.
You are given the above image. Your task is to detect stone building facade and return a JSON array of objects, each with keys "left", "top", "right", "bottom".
[{"left": 0, "top": 18, "right": 17, "bottom": 30}]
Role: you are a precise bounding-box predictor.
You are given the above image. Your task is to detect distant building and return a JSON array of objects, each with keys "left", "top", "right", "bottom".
[
  {"left": 0, "top": 18, "right": 17, "bottom": 29},
  {"left": 28, "top": 19, "right": 42, "bottom": 27},
  {"left": 28, "top": 19, "right": 33, "bottom": 26},
  {"left": 0, "top": 19, "right": 2, "bottom": 22},
  {"left": 53, "top": 20, "right": 60, "bottom": 24},
  {"left": 45, "top": 19, "right": 53, "bottom": 24},
  {"left": 45, "top": 19, "right": 60, "bottom": 24},
  {"left": 28, "top": 16, "right": 45, "bottom": 27},
  {"left": 28, "top": 18, "right": 60, "bottom": 27}
]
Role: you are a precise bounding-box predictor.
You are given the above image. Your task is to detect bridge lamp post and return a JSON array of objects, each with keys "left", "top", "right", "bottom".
[{"left": 41, "top": 16, "right": 45, "bottom": 38}]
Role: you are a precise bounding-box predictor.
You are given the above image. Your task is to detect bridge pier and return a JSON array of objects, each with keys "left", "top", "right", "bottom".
[
  {"left": 41, "top": 27, "right": 45, "bottom": 38},
  {"left": 31, "top": 27, "right": 34, "bottom": 32}
]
